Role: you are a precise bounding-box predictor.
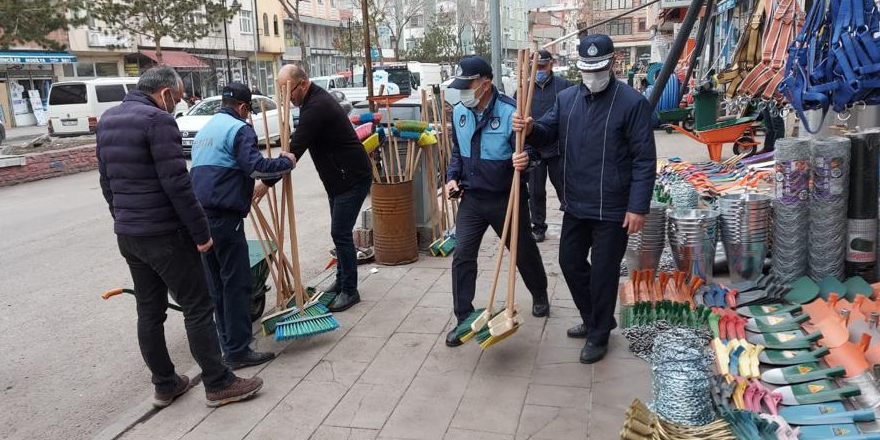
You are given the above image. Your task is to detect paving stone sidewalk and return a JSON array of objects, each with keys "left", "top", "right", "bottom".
[{"left": 111, "top": 209, "right": 651, "bottom": 440}]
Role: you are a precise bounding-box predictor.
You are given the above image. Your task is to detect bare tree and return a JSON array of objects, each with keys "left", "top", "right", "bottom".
[
  {"left": 378, "top": 0, "right": 427, "bottom": 60},
  {"left": 278, "top": 0, "right": 311, "bottom": 75}
]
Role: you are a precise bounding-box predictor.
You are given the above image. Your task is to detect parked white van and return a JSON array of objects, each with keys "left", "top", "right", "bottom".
[{"left": 47, "top": 77, "right": 139, "bottom": 136}]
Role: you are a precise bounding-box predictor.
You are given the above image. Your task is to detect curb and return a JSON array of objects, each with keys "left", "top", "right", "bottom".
[{"left": 91, "top": 267, "right": 337, "bottom": 440}]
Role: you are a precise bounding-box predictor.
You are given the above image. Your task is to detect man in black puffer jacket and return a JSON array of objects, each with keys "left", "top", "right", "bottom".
[{"left": 97, "top": 66, "right": 263, "bottom": 408}]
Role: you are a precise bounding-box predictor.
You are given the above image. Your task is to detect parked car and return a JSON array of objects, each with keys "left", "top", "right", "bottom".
[
  {"left": 312, "top": 75, "right": 348, "bottom": 90},
  {"left": 175, "top": 95, "right": 294, "bottom": 155},
  {"left": 47, "top": 77, "right": 139, "bottom": 137}
]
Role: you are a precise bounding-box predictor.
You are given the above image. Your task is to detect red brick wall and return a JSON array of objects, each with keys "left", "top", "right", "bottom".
[{"left": 0, "top": 145, "right": 98, "bottom": 187}]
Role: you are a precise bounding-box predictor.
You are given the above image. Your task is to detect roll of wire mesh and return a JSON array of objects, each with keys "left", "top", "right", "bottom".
[
  {"left": 772, "top": 138, "right": 811, "bottom": 283},
  {"left": 846, "top": 130, "right": 880, "bottom": 282},
  {"left": 809, "top": 137, "right": 851, "bottom": 280},
  {"left": 650, "top": 327, "right": 715, "bottom": 426}
]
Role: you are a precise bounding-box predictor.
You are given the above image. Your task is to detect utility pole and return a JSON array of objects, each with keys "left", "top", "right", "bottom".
[
  {"left": 490, "top": 0, "right": 502, "bottom": 91},
  {"left": 348, "top": 16, "right": 354, "bottom": 76}
]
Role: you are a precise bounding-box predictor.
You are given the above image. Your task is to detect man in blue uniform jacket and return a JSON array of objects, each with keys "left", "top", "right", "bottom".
[
  {"left": 444, "top": 56, "right": 550, "bottom": 348},
  {"left": 190, "top": 82, "right": 296, "bottom": 369},
  {"left": 514, "top": 35, "right": 657, "bottom": 364}
]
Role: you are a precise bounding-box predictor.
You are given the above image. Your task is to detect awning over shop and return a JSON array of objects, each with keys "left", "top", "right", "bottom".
[
  {"left": 139, "top": 50, "right": 209, "bottom": 69},
  {"left": 0, "top": 51, "right": 77, "bottom": 64}
]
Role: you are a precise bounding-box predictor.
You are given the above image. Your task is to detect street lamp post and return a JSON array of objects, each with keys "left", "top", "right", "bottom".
[
  {"left": 348, "top": 17, "right": 354, "bottom": 78},
  {"left": 223, "top": 0, "right": 240, "bottom": 84}
]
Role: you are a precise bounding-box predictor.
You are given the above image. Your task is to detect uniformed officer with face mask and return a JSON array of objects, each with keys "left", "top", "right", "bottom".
[
  {"left": 513, "top": 35, "right": 657, "bottom": 364},
  {"left": 443, "top": 56, "right": 550, "bottom": 348}
]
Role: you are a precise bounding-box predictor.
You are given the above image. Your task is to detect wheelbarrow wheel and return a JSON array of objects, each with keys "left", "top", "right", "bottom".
[
  {"left": 250, "top": 289, "right": 266, "bottom": 322},
  {"left": 665, "top": 126, "right": 673, "bottom": 134},
  {"left": 733, "top": 136, "right": 758, "bottom": 157},
  {"left": 682, "top": 118, "right": 695, "bottom": 132}
]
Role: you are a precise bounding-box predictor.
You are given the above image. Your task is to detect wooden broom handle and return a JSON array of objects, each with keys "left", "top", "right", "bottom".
[{"left": 488, "top": 181, "right": 517, "bottom": 313}]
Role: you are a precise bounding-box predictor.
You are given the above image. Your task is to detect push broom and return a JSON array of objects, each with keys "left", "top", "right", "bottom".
[{"left": 476, "top": 49, "right": 539, "bottom": 349}]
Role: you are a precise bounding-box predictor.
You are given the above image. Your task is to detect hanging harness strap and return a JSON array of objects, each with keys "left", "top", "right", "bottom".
[
  {"left": 739, "top": 0, "right": 802, "bottom": 98},
  {"left": 718, "top": 4, "right": 766, "bottom": 98}
]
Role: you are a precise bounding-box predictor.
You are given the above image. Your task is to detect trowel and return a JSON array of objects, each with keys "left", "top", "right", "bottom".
[
  {"left": 775, "top": 379, "right": 860, "bottom": 405},
  {"left": 779, "top": 402, "right": 875, "bottom": 425},
  {"left": 761, "top": 362, "right": 847, "bottom": 385}
]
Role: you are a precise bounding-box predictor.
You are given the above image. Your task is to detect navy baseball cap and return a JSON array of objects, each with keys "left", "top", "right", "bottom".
[
  {"left": 577, "top": 34, "right": 615, "bottom": 72},
  {"left": 449, "top": 56, "right": 493, "bottom": 89},
  {"left": 536, "top": 50, "right": 553, "bottom": 66},
  {"left": 221, "top": 82, "right": 252, "bottom": 109}
]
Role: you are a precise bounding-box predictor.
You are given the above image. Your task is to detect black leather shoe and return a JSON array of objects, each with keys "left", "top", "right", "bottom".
[
  {"left": 226, "top": 351, "right": 275, "bottom": 370},
  {"left": 323, "top": 281, "right": 340, "bottom": 293},
  {"left": 446, "top": 328, "right": 463, "bottom": 347},
  {"left": 532, "top": 295, "right": 550, "bottom": 317},
  {"left": 329, "top": 291, "right": 361, "bottom": 312},
  {"left": 579, "top": 341, "right": 608, "bottom": 364},
  {"left": 532, "top": 231, "right": 546, "bottom": 243},
  {"left": 567, "top": 324, "right": 588, "bottom": 338}
]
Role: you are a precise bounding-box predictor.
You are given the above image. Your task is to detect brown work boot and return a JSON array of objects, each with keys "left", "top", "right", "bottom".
[
  {"left": 153, "top": 374, "right": 191, "bottom": 408},
  {"left": 205, "top": 376, "right": 263, "bottom": 408}
]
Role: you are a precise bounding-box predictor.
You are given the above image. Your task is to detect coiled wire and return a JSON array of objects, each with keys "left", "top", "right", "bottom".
[
  {"left": 809, "top": 137, "right": 851, "bottom": 280},
  {"left": 650, "top": 327, "right": 716, "bottom": 426},
  {"left": 772, "top": 138, "right": 811, "bottom": 283}
]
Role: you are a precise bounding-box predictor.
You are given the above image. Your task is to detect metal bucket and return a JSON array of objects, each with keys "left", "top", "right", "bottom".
[
  {"left": 626, "top": 202, "right": 667, "bottom": 272},
  {"left": 371, "top": 180, "right": 419, "bottom": 265},
  {"left": 719, "top": 193, "right": 772, "bottom": 282},
  {"left": 668, "top": 209, "right": 720, "bottom": 280}
]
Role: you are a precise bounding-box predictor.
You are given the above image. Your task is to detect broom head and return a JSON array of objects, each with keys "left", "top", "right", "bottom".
[
  {"left": 438, "top": 236, "right": 456, "bottom": 257},
  {"left": 418, "top": 131, "right": 438, "bottom": 147},
  {"left": 454, "top": 308, "right": 486, "bottom": 342},
  {"left": 363, "top": 133, "right": 380, "bottom": 153},
  {"left": 355, "top": 122, "right": 374, "bottom": 141},
  {"left": 275, "top": 313, "right": 339, "bottom": 341},
  {"left": 394, "top": 120, "right": 428, "bottom": 133},
  {"left": 429, "top": 238, "right": 443, "bottom": 256}
]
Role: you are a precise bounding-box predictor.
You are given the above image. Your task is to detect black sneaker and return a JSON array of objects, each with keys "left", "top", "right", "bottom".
[
  {"left": 153, "top": 374, "right": 191, "bottom": 408},
  {"left": 323, "top": 280, "right": 340, "bottom": 293},
  {"left": 329, "top": 291, "right": 361, "bottom": 312},
  {"left": 226, "top": 351, "right": 275, "bottom": 370},
  {"left": 445, "top": 328, "right": 463, "bottom": 347},
  {"left": 532, "top": 231, "right": 546, "bottom": 243},
  {"left": 531, "top": 294, "right": 550, "bottom": 317},
  {"left": 579, "top": 341, "right": 608, "bottom": 364},
  {"left": 567, "top": 324, "right": 588, "bottom": 338}
]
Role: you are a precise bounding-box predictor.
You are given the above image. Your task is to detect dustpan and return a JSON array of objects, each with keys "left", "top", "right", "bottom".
[
  {"left": 846, "top": 277, "right": 873, "bottom": 301},
  {"left": 785, "top": 276, "right": 820, "bottom": 304},
  {"left": 819, "top": 276, "right": 848, "bottom": 301}
]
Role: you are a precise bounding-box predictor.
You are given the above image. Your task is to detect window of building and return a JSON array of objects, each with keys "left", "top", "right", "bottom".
[
  {"left": 95, "top": 62, "right": 119, "bottom": 76},
  {"left": 240, "top": 10, "right": 253, "bottom": 33},
  {"left": 62, "top": 64, "right": 74, "bottom": 77},
  {"left": 273, "top": 15, "right": 279, "bottom": 36},
  {"left": 95, "top": 85, "right": 126, "bottom": 102},
  {"left": 606, "top": 18, "right": 632, "bottom": 34},
  {"left": 603, "top": 0, "right": 633, "bottom": 9},
  {"left": 263, "top": 13, "right": 270, "bottom": 36},
  {"left": 411, "top": 15, "right": 420, "bottom": 27},
  {"left": 638, "top": 18, "right": 647, "bottom": 32},
  {"left": 76, "top": 62, "right": 96, "bottom": 77},
  {"left": 285, "top": 23, "right": 296, "bottom": 46}
]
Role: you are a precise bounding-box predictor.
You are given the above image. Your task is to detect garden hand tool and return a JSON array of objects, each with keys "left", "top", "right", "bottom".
[
  {"left": 747, "top": 330, "right": 822, "bottom": 349},
  {"left": 746, "top": 313, "right": 810, "bottom": 333},
  {"left": 779, "top": 402, "right": 876, "bottom": 425},
  {"left": 737, "top": 303, "right": 802, "bottom": 318},
  {"left": 762, "top": 362, "right": 847, "bottom": 385},
  {"left": 819, "top": 276, "right": 848, "bottom": 301},
  {"left": 796, "top": 424, "right": 880, "bottom": 440},
  {"left": 775, "top": 379, "right": 861, "bottom": 405},
  {"left": 785, "top": 276, "right": 821, "bottom": 304},
  {"left": 760, "top": 347, "right": 831, "bottom": 365},
  {"left": 845, "top": 276, "right": 873, "bottom": 301}
]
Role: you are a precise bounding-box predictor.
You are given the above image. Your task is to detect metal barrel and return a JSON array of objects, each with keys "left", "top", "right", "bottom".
[{"left": 371, "top": 181, "right": 419, "bottom": 265}]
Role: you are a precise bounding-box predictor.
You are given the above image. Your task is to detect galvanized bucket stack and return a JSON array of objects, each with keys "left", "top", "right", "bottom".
[
  {"left": 668, "top": 209, "right": 720, "bottom": 282},
  {"left": 719, "top": 193, "right": 772, "bottom": 283},
  {"left": 625, "top": 201, "right": 668, "bottom": 273}
]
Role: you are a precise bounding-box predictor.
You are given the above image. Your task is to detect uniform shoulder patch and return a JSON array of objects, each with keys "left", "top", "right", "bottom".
[
  {"left": 490, "top": 117, "right": 501, "bottom": 130},
  {"left": 459, "top": 114, "right": 467, "bottom": 127}
]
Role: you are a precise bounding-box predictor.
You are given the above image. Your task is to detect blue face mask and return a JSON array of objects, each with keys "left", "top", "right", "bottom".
[{"left": 535, "top": 70, "right": 550, "bottom": 83}]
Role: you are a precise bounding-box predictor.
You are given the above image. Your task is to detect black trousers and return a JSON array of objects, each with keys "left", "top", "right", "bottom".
[
  {"left": 451, "top": 189, "right": 548, "bottom": 324},
  {"left": 117, "top": 231, "right": 234, "bottom": 393},
  {"left": 761, "top": 105, "right": 786, "bottom": 152},
  {"left": 558, "top": 214, "right": 629, "bottom": 345},
  {"left": 201, "top": 215, "right": 253, "bottom": 360},
  {"left": 329, "top": 176, "right": 372, "bottom": 294},
  {"left": 527, "top": 156, "right": 564, "bottom": 234}
]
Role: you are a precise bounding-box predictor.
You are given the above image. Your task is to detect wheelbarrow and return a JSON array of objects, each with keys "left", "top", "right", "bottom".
[
  {"left": 101, "top": 239, "right": 275, "bottom": 322},
  {"left": 658, "top": 107, "right": 695, "bottom": 133},
  {"left": 664, "top": 117, "right": 760, "bottom": 162}
]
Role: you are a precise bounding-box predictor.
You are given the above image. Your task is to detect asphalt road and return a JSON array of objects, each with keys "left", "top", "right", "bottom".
[{"left": 0, "top": 149, "right": 339, "bottom": 440}]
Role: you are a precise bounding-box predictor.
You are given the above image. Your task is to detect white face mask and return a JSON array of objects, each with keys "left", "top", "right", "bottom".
[
  {"left": 460, "top": 80, "right": 488, "bottom": 108},
  {"left": 161, "top": 89, "right": 175, "bottom": 114},
  {"left": 581, "top": 70, "right": 611, "bottom": 94}
]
